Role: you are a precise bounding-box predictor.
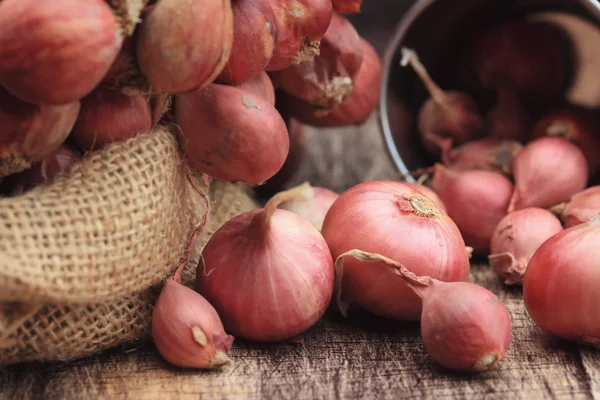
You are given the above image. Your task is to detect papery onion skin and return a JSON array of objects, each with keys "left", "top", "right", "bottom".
[
  {"left": 175, "top": 84, "right": 289, "bottom": 184},
  {"left": 136, "top": 0, "right": 234, "bottom": 93},
  {"left": 270, "top": 13, "right": 363, "bottom": 108},
  {"left": 265, "top": 0, "right": 333, "bottom": 71},
  {"left": 197, "top": 200, "right": 334, "bottom": 342},
  {"left": 509, "top": 137, "right": 589, "bottom": 212},
  {"left": 0, "top": 0, "right": 123, "bottom": 104},
  {"left": 431, "top": 165, "right": 513, "bottom": 254},
  {"left": 152, "top": 278, "right": 234, "bottom": 369},
  {"left": 218, "top": 0, "right": 277, "bottom": 85},
  {"left": 420, "top": 281, "right": 512, "bottom": 371},
  {"left": 280, "top": 185, "right": 339, "bottom": 230},
  {"left": 321, "top": 180, "right": 470, "bottom": 320},
  {"left": 71, "top": 89, "right": 152, "bottom": 152},
  {"left": 489, "top": 208, "right": 563, "bottom": 285},
  {"left": 523, "top": 216, "right": 600, "bottom": 344},
  {"left": 236, "top": 72, "right": 276, "bottom": 106},
  {"left": 559, "top": 186, "right": 600, "bottom": 228}
]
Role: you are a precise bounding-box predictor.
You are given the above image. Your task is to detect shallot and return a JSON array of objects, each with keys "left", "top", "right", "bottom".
[
  {"left": 270, "top": 13, "right": 363, "bottom": 108},
  {"left": 532, "top": 110, "right": 600, "bottom": 176},
  {"left": 401, "top": 47, "right": 483, "bottom": 154},
  {"left": 489, "top": 208, "right": 563, "bottom": 285},
  {"left": 0, "top": 88, "right": 80, "bottom": 177},
  {"left": 285, "top": 39, "right": 382, "bottom": 127},
  {"left": 218, "top": 0, "right": 277, "bottom": 85},
  {"left": 71, "top": 89, "right": 152, "bottom": 152},
  {"left": 0, "top": 0, "right": 123, "bottom": 104},
  {"left": 175, "top": 83, "right": 289, "bottom": 184},
  {"left": 280, "top": 183, "right": 339, "bottom": 231},
  {"left": 440, "top": 138, "right": 522, "bottom": 176},
  {"left": 553, "top": 186, "right": 600, "bottom": 228},
  {"left": 265, "top": 0, "right": 333, "bottom": 71},
  {"left": 509, "top": 137, "right": 588, "bottom": 212},
  {"left": 430, "top": 164, "right": 513, "bottom": 253},
  {"left": 486, "top": 88, "right": 532, "bottom": 142},
  {"left": 136, "top": 0, "right": 234, "bottom": 93},
  {"left": 524, "top": 215, "right": 600, "bottom": 344},
  {"left": 197, "top": 183, "right": 334, "bottom": 342},
  {"left": 236, "top": 72, "right": 276, "bottom": 106},
  {"left": 336, "top": 250, "right": 511, "bottom": 372},
  {"left": 321, "top": 180, "right": 470, "bottom": 320}
]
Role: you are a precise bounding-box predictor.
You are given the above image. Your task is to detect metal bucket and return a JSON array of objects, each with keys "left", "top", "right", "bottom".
[{"left": 379, "top": 0, "right": 600, "bottom": 181}]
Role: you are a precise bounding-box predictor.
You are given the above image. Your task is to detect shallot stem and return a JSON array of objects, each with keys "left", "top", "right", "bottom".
[
  {"left": 400, "top": 47, "right": 449, "bottom": 108},
  {"left": 549, "top": 202, "right": 567, "bottom": 218},
  {"left": 262, "top": 182, "right": 315, "bottom": 226},
  {"left": 172, "top": 175, "right": 211, "bottom": 284},
  {"left": 334, "top": 249, "right": 434, "bottom": 316}
]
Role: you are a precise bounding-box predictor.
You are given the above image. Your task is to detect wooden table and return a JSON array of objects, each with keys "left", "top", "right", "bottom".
[{"left": 2, "top": 3, "right": 600, "bottom": 398}]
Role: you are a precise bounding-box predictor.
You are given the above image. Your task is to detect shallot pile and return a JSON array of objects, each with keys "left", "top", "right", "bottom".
[{"left": 1, "top": 0, "right": 598, "bottom": 377}]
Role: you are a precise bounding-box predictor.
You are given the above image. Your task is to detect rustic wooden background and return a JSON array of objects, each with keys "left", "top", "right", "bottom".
[{"left": 2, "top": 2, "right": 600, "bottom": 399}]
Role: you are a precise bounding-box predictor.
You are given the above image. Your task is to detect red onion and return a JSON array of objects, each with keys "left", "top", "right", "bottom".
[
  {"left": 336, "top": 250, "right": 511, "bottom": 372},
  {"left": 197, "top": 183, "right": 334, "bottom": 342},
  {"left": 524, "top": 215, "right": 600, "bottom": 344},
  {"left": 441, "top": 138, "right": 522, "bottom": 176},
  {"left": 401, "top": 48, "right": 483, "bottom": 154},
  {"left": 532, "top": 110, "right": 600, "bottom": 176},
  {"left": 486, "top": 88, "right": 532, "bottom": 142},
  {"left": 430, "top": 164, "right": 513, "bottom": 254},
  {"left": 509, "top": 137, "right": 589, "bottom": 212},
  {"left": 280, "top": 183, "right": 339, "bottom": 231},
  {"left": 2, "top": 144, "right": 80, "bottom": 195},
  {"left": 402, "top": 182, "right": 446, "bottom": 213},
  {"left": 553, "top": 186, "right": 600, "bottom": 228},
  {"left": 489, "top": 208, "right": 563, "bottom": 285},
  {"left": 321, "top": 180, "right": 470, "bottom": 320}
]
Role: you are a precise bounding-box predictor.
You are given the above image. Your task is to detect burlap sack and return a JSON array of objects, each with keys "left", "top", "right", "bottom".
[{"left": 0, "top": 128, "right": 257, "bottom": 364}]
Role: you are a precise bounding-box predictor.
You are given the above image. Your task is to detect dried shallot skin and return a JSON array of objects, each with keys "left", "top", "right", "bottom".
[
  {"left": 0, "top": 0, "right": 123, "bottom": 105},
  {"left": 489, "top": 208, "right": 563, "bottom": 285},
  {"left": 509, "top": 137, "right": 589, "bottom": 212},
  {"left": 524, "top": 217, "right": 600, "bottom": 344},
  {"left": 321, "top": 181, "right": 470, "bottom": 320},
  {"left": 420, "top": 282, "right": 512, "bottom": 372},
  {"left": 152, "top": 279, "right": 234, "bottom": 369},
  {"left": 559, "top": 186, "right": 600, "bottom": 228},
  {"left": 197, "top": 209, "right": 334, "bottom": 342}
]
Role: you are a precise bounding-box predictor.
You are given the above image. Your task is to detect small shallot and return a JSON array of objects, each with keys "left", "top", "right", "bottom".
[
  {"left": 336, "top": 250, "right": 512, "bottom": 372},
  {"left": 285, "top": 39, "right": 381, "bottom": 127},
  {"left": 532, "top": 110, "right": 600, "bottom": 176},
  {"left": 489, "top": 208, "right": 563, "bottom": 285},
  {"left": 322, "top": 180, "right": 470, "bottom": 320},
  {"left": 236, "top": 72, "right": 276, "bottom": 106},
  {"left": 218, "top": 0, "right": 277, "bottom": 85},
  {"left": 270, "top": 13, "right": 363, "bottom": 108},
  {"left": 280, "top": 183, "right": 339, "bottom": 230},
  {"left": 401, "top": 47, "right": 483, "bottom": 154},
  {"left": 441, "top": 138, "right": 522, "bottom": 176},
  {"left": 70, "top": 89, "right": 152, "bottom": 152},
  {"left": 524, "top": 215, "right": 600, "bottom": 344},
  {"left": 265, "top": 0, "right": 333, "bottom": 71},
  {"left": 486, "top": 88, "right": 532, "bottom": 142},
  {"left": 509, "top": 137, "right": 588, "bottom": 212},
  {"left": 553, "top": 186, "right": 600, "bottom": 228},
  {"left": 430, "top": 164, "right": 513, "bottom": 254},
  {"left": 175, "top": 83, "right": 289, "bottom": 184},
  {"left": 136, "top": 0, "right": 234, "bottom": 93},
  {"left": 153, "top": 268, "right": 234, "bottom": 369},
  {"left": 197, "top": 183, "right": 334, "bottom": 342}
]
